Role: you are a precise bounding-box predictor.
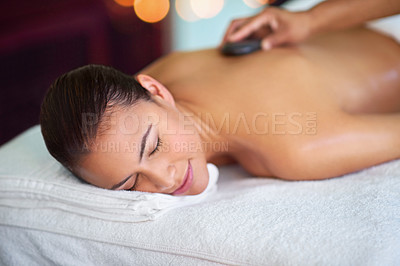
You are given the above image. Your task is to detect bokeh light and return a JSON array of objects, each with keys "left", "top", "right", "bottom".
[
  {"left": 175, "top": 0, "right": 199, "bottom": 22},
  {"left": 256, "top": 0, "right": 269, "bottom": 5},
  {"left": 134, "top": 0, "right": 170, "bottom": 23},
  {"left": 114, "top": 0, "right": 134, "bottom": 7},
  {"left": 190, "top": 0, "right": 224, "bottom": 19},
  {"left": 243, "top": 0, "right": 265, "bottom": 8}
]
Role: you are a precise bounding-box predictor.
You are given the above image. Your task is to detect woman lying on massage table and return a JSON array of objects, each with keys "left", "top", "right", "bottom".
[
  {"left": 40, "top": 3, "right": 400, "bottom": 196},
  {"left": 39, "top": 27, "right": 400, "bottom": 196}
]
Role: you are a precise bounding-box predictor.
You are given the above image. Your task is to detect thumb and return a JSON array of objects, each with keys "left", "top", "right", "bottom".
[{"left": 261, "top": 32, "right": 287, "bottom": 50}]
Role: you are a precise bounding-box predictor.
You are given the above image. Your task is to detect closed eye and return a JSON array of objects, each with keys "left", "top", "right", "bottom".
[
  {"left": 150, "top": 137, "right": 162, "bottom": 156},
  {"left": 128, "top": 137, "right": 162, "bottom": 191},
  {"left": 128, "top": 173, "right": 139, "bottom": 191}
]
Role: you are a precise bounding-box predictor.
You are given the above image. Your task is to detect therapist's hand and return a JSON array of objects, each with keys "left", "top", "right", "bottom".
[{"left": 221, "top": 7, "right": 312, "bottom": 50}]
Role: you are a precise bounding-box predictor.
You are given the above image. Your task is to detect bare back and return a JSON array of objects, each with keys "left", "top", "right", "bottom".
[{"left": 140, "top": 27, "right": 400, "bottom": 178}]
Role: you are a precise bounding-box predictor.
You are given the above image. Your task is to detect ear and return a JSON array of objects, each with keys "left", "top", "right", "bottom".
[{"left": 136, "top": 74, "right": 176, "bottom": 107}]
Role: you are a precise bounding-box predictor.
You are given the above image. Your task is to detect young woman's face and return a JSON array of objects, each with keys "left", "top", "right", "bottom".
[{"left": 76, "top": 99, "right": 210, "bottom": 196}]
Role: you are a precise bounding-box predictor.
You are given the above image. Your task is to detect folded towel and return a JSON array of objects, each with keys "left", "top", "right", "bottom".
[
  {"left": 0, "top": 164, "right": 219, "bottom": 222},
  {"left": 367, "top": 14, "right": 400, "bottom": 43}
]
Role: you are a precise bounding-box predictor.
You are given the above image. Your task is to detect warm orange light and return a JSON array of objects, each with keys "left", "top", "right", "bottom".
[
  {"left": 256, "top": 0, "right": 269, "bottom": 5},
  {"left": 134, "top": 0, "right": 170, "bottom": 23},
  {"left": 190, "top": 0, "right": 224, "bottom": 19},
  {"left": 114, "top": 0, "right": 134, "bottom": 7},
  {"left": 243, "top": 0, "right": 264, "bottom": 8},
  {"left": 176, "top": 0, "right": 199, "bottom": 22}
]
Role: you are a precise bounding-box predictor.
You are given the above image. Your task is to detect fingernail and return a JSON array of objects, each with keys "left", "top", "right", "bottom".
[
  {"left": 228, "top": 35, "right": 237, "bottom": 42},
  {"left": 271, "top": 19, "right": 278, "bottom": 30},
  {"left": 262, "top": 41, "right": 271, "bottom": 50}
]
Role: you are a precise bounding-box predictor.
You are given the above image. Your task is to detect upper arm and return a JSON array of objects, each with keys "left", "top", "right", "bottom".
[{"left": 268, "top": 112, "right": 400, "bottom": 181}]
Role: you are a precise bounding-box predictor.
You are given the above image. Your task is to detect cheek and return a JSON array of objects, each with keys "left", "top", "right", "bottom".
[
  {"left": 189, "top": 153, "right": 209, "bottom": 195},
  {"left": 163, "top": 112, "right": 202, "bottom": 155},
  {"left": 167, "top": 134, "right": 190, "bottom": 154},
  {"left": 164, "top": 131, "right": 202, "bottom": 155}
]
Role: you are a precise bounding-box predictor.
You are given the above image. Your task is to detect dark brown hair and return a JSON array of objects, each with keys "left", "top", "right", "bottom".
[{"left": 40, "top": 64, "right": 151, "bottom": 172}]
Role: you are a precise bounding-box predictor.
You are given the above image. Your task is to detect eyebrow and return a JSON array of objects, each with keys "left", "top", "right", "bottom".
[{"left": 110, "top": 124, "right": 152, "bottom": 190}]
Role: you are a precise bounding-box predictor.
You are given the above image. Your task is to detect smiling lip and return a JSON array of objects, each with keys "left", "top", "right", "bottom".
[{"left": 172, "top": 161, "right": 193, "bottom": 196}]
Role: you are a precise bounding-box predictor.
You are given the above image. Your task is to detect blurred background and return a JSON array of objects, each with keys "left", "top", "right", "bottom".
[{"left": 0, "top": 0, "right": 297, "bottom": 145}]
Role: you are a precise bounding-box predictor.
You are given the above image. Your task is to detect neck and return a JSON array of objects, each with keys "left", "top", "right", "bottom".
[{"left": 175, "top": 101, "right": 231, "bottom": 162}]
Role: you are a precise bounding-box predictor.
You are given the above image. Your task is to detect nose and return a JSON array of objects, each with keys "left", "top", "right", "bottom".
[{"left": 147, "top": 164, "right": 176, "bottom": 190}]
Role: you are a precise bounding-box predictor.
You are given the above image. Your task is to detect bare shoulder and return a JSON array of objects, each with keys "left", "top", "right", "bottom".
[
  {"left": 138, "top": 49, "right": 217, "bottom": 84},
  {"left": 138, "top": 51, "right": 183, "bottom": 75}
]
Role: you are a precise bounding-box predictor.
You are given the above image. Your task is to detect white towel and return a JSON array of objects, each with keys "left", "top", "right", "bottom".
[
  {"left": 367, "top": 14, "right": 400, "bottom": 43},
  {"left": 0, "top": 164, "right": 219, "bottom": 223}
]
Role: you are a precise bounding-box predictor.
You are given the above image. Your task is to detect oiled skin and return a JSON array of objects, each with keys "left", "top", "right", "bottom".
[{"left": 140, "top": 27, "right": 400, "bottom": 180}]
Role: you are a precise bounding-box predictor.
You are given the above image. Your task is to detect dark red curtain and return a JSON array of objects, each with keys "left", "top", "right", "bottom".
[{"left": 0, "top": 0, "right": 166, "bottom": 145}]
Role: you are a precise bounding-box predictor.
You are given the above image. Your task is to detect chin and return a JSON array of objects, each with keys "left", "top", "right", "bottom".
[{"left": 188, "top": 160, "right": 209, "bottom": 195}]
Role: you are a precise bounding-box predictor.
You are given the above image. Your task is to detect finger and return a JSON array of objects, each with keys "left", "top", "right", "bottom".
[
  {"left": 261, "top": 31, "right": 287, "bottom": 50},
  {"left": 228, "top": 17, "right": 263, "bottom": 42},
  {"left": 228, "top": 13, "right": 275, "bottom": 42},
  {"left": 220, "top": 20, "right": 245, "bottom": 48},
  {"left": 221, "top": 18, "right": 247, "bottom": 45},
  {"left": 250, "top": 26, "right": 273, "bottom": 40},
  {"left": 270, "top": 17, "right": 279, "bottom": 31}
]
